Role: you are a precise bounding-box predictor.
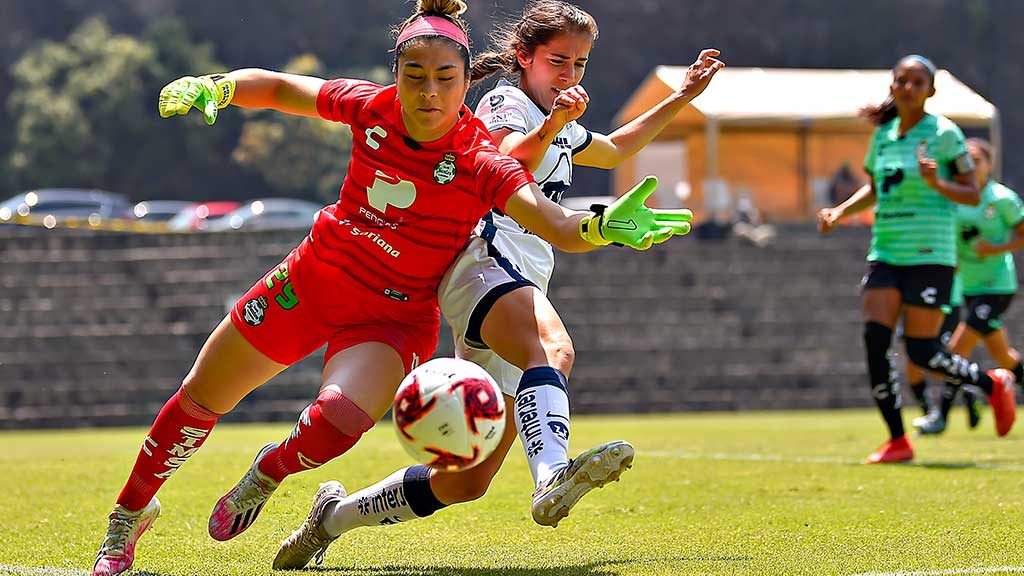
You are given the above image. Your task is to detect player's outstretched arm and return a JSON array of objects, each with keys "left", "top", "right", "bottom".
[
  {"left": 504, "top": 176, "right": 692, "bottom": 253},
  {"left": 817, "top": 183, "right": 876, "bottom": 234},
  {"left": 573, "top": 49, "right": 724, "bottom": 170},
  {"left": 158, "top": 69, "right": 326, "bottom": 125}
]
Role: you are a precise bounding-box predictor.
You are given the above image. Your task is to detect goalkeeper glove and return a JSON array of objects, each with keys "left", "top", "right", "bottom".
[
  {"left": 578, "top": 176, "right": 693, "bottom": 250},
  {"left": 158, "top": 74, "right": 236, "bottom": 125}
]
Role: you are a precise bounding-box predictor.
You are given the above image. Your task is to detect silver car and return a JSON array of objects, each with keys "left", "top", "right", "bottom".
[
  {"left": 0, "top": 188, "right": 132, "bottom": 226},
  {"left": 210, "top": 198, "right": 322, "bottom": 231}
]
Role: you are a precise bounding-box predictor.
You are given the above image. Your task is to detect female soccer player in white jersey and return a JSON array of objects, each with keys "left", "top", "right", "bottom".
[
  {"left": 90, "top": 1, "right": 696, "bottom": 574},
  {"left": 818, "top": 55, "right": 1016, "bottom": 464},
  {"left": 273, "top": 1, "right": 723, "bottom": 569}
]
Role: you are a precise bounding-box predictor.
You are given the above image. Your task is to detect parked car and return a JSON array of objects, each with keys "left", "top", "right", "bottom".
[
  {"left": 209, "top": 198, "right": 322, "bottom": 231},
  {"left": 133, "top": 200, "right": 193, "bottom": 223},
  {"left": 166, "top": 201, "right": 241, "bottom": 231},
  {"left": 0, "top": 189, "right": 132, "bottom": 225}
]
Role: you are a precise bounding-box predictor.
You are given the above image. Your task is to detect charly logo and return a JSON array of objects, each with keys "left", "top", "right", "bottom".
[
  {"left": 434, "top": 150, "right": 458, "bottom": 183},
  {"left": 434, "top": 152, "right": 457, "bottom": 185},
  {"left": 985, "top": 205, "right": 996, "bottom": 219},
  {"left": 489, "top": 94, "right": 504, "bottom": 108},
  {"left": 243, "top": 295, "right": 269, "bottom": 326}
]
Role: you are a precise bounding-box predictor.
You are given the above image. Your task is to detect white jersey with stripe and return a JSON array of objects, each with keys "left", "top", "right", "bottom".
[{"left": 473, "top": 79, "right": 593, "bottom": 291}]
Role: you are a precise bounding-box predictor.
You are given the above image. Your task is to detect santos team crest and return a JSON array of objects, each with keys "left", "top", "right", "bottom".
[
  {"left": 434, "top": 152, "right": 457, "bottom": 185},
  {"left": 367, "top": 170, "right": 417, "bottom": 214}
]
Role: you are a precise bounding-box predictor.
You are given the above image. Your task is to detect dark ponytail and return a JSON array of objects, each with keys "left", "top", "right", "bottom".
[{"left": 859, "top": 95, "right": 898, "bottom": 126}]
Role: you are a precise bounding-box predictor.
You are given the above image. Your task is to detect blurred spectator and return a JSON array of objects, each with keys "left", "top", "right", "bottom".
[
  {"left": 829, "top": 163, "right": 861, "bottom": 206},
  {"left": 732, "top": 190, "right": 776, "bottom": 247},
  {"left": 695, "top": 210, "right": 732, "bottom": 240},
  {"left": 827, "top": 163, "right": 873, "bottom": 226}
]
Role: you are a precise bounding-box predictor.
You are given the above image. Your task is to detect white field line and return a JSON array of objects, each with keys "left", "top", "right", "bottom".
[
  {"left": 0, "top": 566, "right": 89, "bottom": 576},
  {"left": 645, "top": 450, "right": 1024, "bottom": 472},
  {"left": 849, "top": 567, "right": 1024, "bottom": 575}
]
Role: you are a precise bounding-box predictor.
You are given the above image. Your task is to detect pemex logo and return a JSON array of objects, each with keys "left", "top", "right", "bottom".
[{"left": 367, "top": 170, "right": 417, "bottom": 214}]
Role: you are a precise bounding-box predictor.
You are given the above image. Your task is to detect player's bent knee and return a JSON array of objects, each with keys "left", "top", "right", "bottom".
[
  {"left": 903, "top": 336, "right": 943, "bottom": 369},
  {"left": 317, "top": 388, "right": 375, "bottom": 437},
  {"left": 541, "top": 332, "right": 575, "bottom": 373}
]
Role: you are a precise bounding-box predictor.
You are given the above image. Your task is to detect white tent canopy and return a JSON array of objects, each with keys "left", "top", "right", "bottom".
[
  {"left": 615, "top": 66, "right": 1001, "bottom": 177},
  {"left": 635, "top": 67, "right": 994, "bottom": 124}
]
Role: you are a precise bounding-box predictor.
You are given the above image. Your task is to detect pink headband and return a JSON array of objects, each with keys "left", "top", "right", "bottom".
[{"left": 396, "top": 16, "right": 470, "bottom": 52}]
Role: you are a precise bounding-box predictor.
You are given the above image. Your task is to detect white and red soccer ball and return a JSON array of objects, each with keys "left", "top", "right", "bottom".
[{"left": 393, "top": 358, "right": 506, "bottom": 472}]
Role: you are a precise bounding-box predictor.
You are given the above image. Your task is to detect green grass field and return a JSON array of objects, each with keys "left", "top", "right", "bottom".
[{"left": 3, "top": 409, "right": 1024, "bottom": 576}]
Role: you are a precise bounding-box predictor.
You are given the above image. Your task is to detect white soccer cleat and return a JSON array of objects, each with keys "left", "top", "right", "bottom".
[
  {"left": 92, "top": 497, "right": 161, "bottom": 576},
  {"left": 531, "top": 440, "right": 634, "bottom": 527},
  {"left": 273, "top": 480, "right": 347, "bottom": 570},
  {"left": 208, "top": 442, "right": 279, "bottom": 541},
  {"left": 912, "top": 410, "right": 947, "bottom": 435}
]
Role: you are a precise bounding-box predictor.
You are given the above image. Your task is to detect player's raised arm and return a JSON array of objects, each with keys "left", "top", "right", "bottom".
[
  {"left": 157, "top": 69, "right": 326, "bottom": 125},
  {"left": 572, "top": 49, "right": 724, "bottom": 170},
  {"left": 503, "top": 176, "right": 693, "bottom": 253},
  {"left": 493, "top": 86, "right": 590, "bottom": 173}
]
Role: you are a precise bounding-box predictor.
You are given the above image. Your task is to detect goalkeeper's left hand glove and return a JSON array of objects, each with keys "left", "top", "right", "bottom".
[
  {"left": 157, "top": 74, "right": 235, "bottom": 125},
  {"left": 578, "top": 176, "right": 693, "bottom": 250}
]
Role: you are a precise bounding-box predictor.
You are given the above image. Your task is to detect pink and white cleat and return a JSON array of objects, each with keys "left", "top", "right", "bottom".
[
  {"left": 92, "top": 497, "right": 161, "bottom": 576},
  {"left": 208, "top": 442, "right": 279, "bottom": 541}
]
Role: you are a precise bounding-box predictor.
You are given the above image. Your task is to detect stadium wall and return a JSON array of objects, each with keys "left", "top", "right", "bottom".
[{"left": 2, "top": 225, "right": 1019, "bottom": 428}]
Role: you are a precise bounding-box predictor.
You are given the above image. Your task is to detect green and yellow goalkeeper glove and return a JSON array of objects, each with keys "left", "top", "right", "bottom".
[
  {"left": 578, "top": 176, "right": 693, "bottom": 250},
  {"left": 158, "top": 74, "right": 236, "bottom": 125}
]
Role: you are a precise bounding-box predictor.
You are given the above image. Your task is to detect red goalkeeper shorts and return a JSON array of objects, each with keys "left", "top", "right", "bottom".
[{"left": 229, "top": 236, "right": 439, "bottom": 372}]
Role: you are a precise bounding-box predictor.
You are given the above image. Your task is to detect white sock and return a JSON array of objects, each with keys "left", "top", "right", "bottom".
[
  {"left": 322, "top": 465, "right": 445, "bottom": 537},
  {"left": 514, "top": 367, "right": 571, "bottom": 486}
]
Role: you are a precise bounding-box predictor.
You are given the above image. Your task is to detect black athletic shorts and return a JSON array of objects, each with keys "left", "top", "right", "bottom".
[
  {"left": 862, "top": 261, "right": 955, "bottom": 309},
  {"left": 963, "top": 293, "right": 1014, "bottom": 335}
]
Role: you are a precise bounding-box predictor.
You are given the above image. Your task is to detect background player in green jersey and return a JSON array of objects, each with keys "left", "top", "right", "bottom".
[
  {"left": 901, "top": 291, "right": 983, "bottom": 431},
  {"left": 914, "top": 138, "right": 1024, "bottom": 435},
  {"left": 818, "top": 55, "right": 1017, "bottom": 463}
]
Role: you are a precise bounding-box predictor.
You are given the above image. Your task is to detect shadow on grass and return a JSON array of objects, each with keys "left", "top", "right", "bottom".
[
  {"left": 293, "top": 555, "right": 753, "bottom": 576},
  {"left": 908, "top": 461, "right": 999, "bottom": 470},
  {"left": 837, "top": 459, "right": 1024, "bottom": 471}
]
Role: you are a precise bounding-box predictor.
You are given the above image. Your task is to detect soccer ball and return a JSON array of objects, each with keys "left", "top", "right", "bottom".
[{"left": 393, "top": 357, "right": 506, "bottom": 472}]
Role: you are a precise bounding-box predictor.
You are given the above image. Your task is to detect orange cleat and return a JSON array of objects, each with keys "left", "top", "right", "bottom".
[
  {"left": 865, "top": 435, "right": 914, "bottom": 464},
  {"left": 987, "top": 369, "right": 1017, "bottom": 437}
]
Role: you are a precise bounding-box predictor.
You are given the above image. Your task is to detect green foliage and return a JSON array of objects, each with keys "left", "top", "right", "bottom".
[
  {"left": 3, "top": 411, "right": 1024, "bottom": 575},
  {"left": 5, "top": 16, "right": 377, "bottom": 204},
  {"left": 231, "top": 55, "right": 360, "bottom": 204},
  {"left": 6, "top": 16, "right": 236, "bottom": 200},
  {"left": 8, "top": 18, "right": 154, "bottom": 189}
]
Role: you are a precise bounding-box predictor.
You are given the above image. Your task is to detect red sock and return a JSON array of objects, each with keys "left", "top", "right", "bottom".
[
  {"left": 116, "top": 386, "right": 221, "bottom": 511},
  {"left": 258, "top": 389, "right": 374, "bottom": 482}
]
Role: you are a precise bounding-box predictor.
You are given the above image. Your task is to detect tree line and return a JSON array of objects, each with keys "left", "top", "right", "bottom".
[{"left": 3, "top": 0, "right": 1022, "bottom": 204}]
